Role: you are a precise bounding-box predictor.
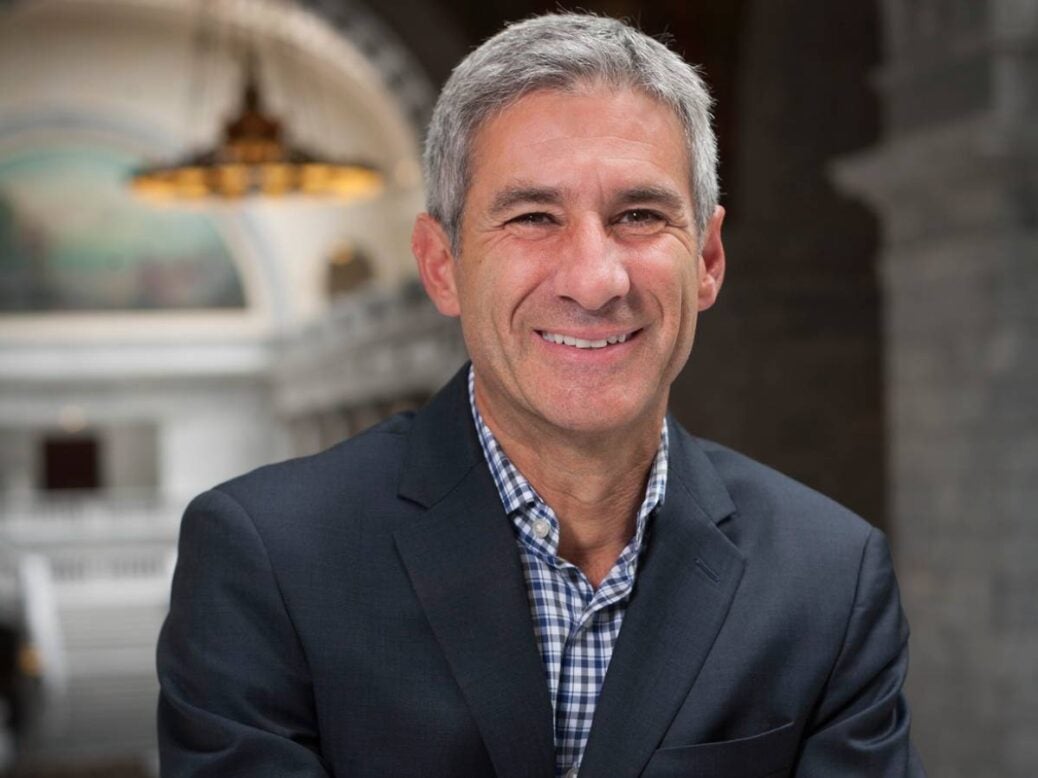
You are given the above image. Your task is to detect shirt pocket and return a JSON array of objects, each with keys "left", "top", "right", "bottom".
[{"left": 641, "top": 720, "right": 797, "bottom": 778}]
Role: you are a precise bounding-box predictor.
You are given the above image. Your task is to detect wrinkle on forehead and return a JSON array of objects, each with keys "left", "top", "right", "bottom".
[{"left": 474, "top": 81, "right": 683, "bottom": 145}]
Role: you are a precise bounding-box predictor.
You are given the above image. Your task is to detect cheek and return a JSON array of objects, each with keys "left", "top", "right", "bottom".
[
  {"left": 485, "top": 251, "right": 553, "bottom": 314},
  {"left": 458, "top": 265, "right": 524, "bottom": 345},
  {"left": 637, "top": 258, "right": 694, "bottom": 319}
]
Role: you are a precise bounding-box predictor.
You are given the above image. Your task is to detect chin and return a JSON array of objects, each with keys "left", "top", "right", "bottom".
[{"left": 534, "top": 391, "right": 658, "bottom": 437}]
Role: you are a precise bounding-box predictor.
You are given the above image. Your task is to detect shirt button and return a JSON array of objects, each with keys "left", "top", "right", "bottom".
[{"left": 532, "top": 518, "right": 550, "bottom": 538}]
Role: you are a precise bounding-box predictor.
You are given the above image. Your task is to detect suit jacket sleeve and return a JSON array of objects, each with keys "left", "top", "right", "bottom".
[
  {"left": 156, "top": 488, "right": 330, "bottom": 777},
  {"left": 795, "top": 528, "right": 926, "bottom": 777}
]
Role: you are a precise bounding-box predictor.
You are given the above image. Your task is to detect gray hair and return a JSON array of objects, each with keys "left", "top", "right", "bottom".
[{"left": 422, "top": 12, "right": 719, "bottom": 254}]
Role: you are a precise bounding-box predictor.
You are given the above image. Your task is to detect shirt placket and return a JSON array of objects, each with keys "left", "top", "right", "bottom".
[
  {"left": 552, "top": 536, "right": 642, "bottom": 775},
  {"left": 552, "top": 558, "right": 594, "bottom": 776}
]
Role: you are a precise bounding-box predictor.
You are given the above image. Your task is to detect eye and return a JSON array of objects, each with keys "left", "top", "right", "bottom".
[
  {"left": 610, "top": 210, "right": 668, "bottom": 234},
  {"left": 506, "top": 212, "right": 557, "bottom": 226},
  {"left": 502, "top": 211, "right": 560, "bottom": 238},
  {"left": 614, "top": 209, "right": 666, "bottom": 229}
]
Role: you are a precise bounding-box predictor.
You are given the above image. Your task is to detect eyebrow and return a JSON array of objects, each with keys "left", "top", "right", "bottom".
[
  {"left": 488, "top": 185, "right": 563, "bottom": 217},
  {"left": 612, "top": 185, "right": 687, "bottom": 215}
]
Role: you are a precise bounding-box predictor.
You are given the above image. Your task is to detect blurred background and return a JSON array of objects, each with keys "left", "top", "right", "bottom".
[{"left": 0, "top": 0, "right": 1034, "bottom": 775}]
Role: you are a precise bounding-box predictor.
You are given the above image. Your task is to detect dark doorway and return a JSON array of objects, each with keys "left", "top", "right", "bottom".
[{"left": 41, "top": 436, "right": 100, "bottom": 491}]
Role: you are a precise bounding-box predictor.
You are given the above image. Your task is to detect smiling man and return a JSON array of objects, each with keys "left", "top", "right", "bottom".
[{"left": 158, "top": 13, "right": 924, "bottom": 778}]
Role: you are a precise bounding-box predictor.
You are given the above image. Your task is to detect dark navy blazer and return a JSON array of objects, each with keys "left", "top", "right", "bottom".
[{"left": 157, "top": 366, "right": 924, "bottom": 777}]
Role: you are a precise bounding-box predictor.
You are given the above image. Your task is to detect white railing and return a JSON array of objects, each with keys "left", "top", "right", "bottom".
[
  {"left": 1, "top": 488, "right": 174, "bottom": 520},
  {"left": 0, "top": 490, "right": 181, "bottom": 546},
  {"left": 0, "top": 496, "right": 178, "bottom": 768},
  {"left": 273, "top": 282, "right": 466, "bottom": 415},
  {"left": 0, "top": 489, "right": 181, "bottom": 623}
]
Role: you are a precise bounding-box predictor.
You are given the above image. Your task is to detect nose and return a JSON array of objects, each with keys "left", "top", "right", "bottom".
[{"left": 553, "top": 216, "right": 631, "bottom": 311}]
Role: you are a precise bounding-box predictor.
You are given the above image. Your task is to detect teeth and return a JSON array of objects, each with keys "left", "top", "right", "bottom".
[{"left": 540, "top": 331, "right": 631, "bottom": 349}]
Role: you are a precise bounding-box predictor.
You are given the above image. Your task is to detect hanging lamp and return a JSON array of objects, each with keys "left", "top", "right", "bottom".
[{"left": 131, "top": 52, "right": 383, "bottom": 202}]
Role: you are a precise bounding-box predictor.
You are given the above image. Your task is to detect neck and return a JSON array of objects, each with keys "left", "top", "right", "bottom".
[{"left": 475, "top": 384, "right": 664, "bottom": 587}]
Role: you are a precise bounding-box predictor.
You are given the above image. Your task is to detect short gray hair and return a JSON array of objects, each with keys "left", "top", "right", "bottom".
[{"left": 423, "top": 12, "right": 719, "bottom": 254}]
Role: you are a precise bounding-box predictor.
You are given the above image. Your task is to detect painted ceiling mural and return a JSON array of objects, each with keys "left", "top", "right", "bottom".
[{"left": 0, "top": 145, "right": 245, "bottom": 312}]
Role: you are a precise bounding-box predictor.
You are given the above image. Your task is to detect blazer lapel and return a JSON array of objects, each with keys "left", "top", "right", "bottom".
[
  {"left": 394, "top": 366, "right": 555, "bottom": 778},
  {"left": 578, "top": 422, "right": 746, "bottom": 777}
]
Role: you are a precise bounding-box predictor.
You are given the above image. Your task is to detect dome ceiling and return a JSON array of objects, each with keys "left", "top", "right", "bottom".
[{"left": 0, "top": 0, "right": 430, "bottom": 324}]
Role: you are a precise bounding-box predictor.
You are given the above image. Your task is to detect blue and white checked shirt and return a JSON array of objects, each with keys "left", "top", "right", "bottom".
[{"left": 468, "top": 368, "right": 669, "bottom": 777}]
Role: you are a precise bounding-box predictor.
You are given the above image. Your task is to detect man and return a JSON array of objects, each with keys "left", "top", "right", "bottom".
[{"left": 158, "top": 13, "right": 924, "bottom": 777}]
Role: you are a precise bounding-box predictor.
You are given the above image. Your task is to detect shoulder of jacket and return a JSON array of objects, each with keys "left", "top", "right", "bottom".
[{"left": 689, "top": 435, "right": 875, "bottom": 546}]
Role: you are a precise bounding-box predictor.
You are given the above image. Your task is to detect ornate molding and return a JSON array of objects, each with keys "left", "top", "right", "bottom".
[{"left": 273, "top": 281, "right": 465, "bottom": 415}]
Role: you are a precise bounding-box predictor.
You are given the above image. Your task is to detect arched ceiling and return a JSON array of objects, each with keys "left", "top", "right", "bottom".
[{"left": 0, "top": 0, "right": 432, "bottom": 332}]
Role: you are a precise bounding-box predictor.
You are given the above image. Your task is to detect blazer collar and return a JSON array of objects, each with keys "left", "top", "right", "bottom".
[
  {"left": 397, "top": 364, "right": 483, "bottom": 508},
  {"left": 394, "top": 364, "right": 556, "bottom": 778},
  {"left": 664, "top": 414, "right": 738, "bottom": 525},
  {"left": 578, "top": 419, "right": 745, "bottom": 776}
]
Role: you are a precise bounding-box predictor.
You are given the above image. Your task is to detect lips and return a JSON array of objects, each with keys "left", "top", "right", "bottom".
[{"left": 538, "top": 329, "right": 638, "bottom": 349}]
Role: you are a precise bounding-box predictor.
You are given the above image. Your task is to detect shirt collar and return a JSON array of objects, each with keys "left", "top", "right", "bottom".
[{"left": 467, "top": 365, "right": 668, "bottom": 523}]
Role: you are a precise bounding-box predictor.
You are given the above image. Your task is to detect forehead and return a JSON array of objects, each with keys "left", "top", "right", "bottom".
[{"left": 466, "top": 85, "right": 691, "bottom": 201}]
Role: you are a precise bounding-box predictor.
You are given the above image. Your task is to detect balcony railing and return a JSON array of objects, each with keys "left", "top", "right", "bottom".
[{"left": 0, "top": 490, "right": 179, "bottom": 768}]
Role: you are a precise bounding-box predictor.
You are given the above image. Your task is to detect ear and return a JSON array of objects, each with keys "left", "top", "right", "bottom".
[
  {"left": 697, "top": 205, "right": 726, "bottom": 311},
  {"left": 412, "top": 213, "right": 461, "bottom": 317}
]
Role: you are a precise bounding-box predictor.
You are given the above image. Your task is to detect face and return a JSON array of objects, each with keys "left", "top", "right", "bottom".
[{"left": 414, "top": 85, "right": 725, "bottom": 441}]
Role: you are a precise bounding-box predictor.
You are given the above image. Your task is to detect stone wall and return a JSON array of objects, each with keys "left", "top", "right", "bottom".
[
  {"left": 673, "top": 0, "right": 887, "bottom": 528},
  {"left": 836, "top": 1, "right": 1038, "bottom": 774}
]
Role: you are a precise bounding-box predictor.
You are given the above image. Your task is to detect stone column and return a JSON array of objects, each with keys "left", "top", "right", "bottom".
[
  {"left": 835, "top": 1, "right": 1038, "bottom": 774},
  {"left": 673, "top": 0, "right": 887, "bottom": 526}
]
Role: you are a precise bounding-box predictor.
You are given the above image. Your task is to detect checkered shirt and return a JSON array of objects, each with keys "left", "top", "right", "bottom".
[{"left": 468, "top": 368, "right": 668, "bottom": 777}]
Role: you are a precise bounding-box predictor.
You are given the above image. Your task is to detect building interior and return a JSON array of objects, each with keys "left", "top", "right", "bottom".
[{"left": 0, "top": 0, "right": 1035, "bottom": 776}]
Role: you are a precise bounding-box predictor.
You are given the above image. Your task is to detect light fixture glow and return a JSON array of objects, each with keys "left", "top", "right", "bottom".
[{"left": 131, "top": 61, "right": 383, "bottom": 203}]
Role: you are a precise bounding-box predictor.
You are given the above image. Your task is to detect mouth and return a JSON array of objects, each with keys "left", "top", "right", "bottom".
[{"left": 537, "top": 329, "right": 640, "bottom": 350}]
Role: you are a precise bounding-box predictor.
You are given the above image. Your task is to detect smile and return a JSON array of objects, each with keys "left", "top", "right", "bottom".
[{"left": 538, "top": 330, "right": 637, "bottom": 349}]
